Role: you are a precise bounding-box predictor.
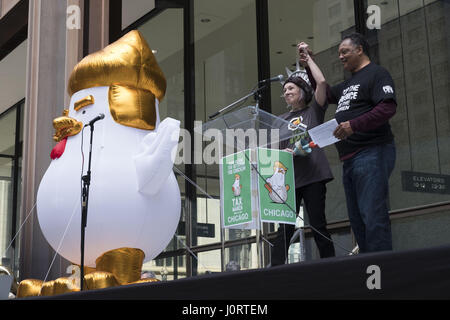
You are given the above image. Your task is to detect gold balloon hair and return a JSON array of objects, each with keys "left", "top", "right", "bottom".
[{"left": 68, "top": 30, "right": 166, "bottom": 131}]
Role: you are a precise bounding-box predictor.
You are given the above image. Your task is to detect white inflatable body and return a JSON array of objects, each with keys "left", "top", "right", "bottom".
[{"left": 37, "top": 86, "right": 181, "bottom": 267}]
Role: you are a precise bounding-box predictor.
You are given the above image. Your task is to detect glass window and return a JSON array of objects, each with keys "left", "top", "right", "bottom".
[
  {"left": 0, "top": 40, "right": 27, "bottom": 115},
  {"left": 0, "top": 157, "right": 13, "bottom": 264},
  {"left": 365, "top": 0, "right": 450, "bottom": 211},
  {"left": 138, "top": 9, "right": 184, "bottom": 126},
  {"left": 0, "top": 38, "right": 25, "bottom": 275},
  {"left": 122, "top": 0, "right": 156, "bottom": 30},
  {"left": 138, "top": 7, "right": 186, "bottom": 201},
  {"left": 0, "top": 102, "right": 22, "bottom": 273},
  {"left": 224, "top": 243, "right": 259, "bottom": 271},
  {"left": 0, "top": 108, "right": 16, "bottom": 156},
  {"left": 194, "top": 0, "right": 258, "bottom": 251},
  {"left": 137, "top": 8, "right": 186, "bottom": 274},
  {"left": 196, "top": 197, "right": 221, "bottom": 246},
  {"left": 143, "top": 255, "right": 187, "bottom": 281},
  {"left": 197, "top": 249, "right": 221, "bottom": 275}
]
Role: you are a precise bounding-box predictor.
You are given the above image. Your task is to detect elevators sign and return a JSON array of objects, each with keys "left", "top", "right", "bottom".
[
  {"left": 220, "top": 150, "right": 254, "bottom": 228},
  {"left": 257, "top": 148, "right": 296, "bottom": 225},
  {"left": 402, "top": 171, "right": 450, "bottom": 195}
]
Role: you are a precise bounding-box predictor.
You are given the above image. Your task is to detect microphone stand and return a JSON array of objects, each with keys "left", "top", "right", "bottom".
[
  {"left": 252, "top": 82, "right": 265, "bottom": 268},
  {"left": 208, "top": 84, "right": 267, "bottom": 120},
  {"left": 253, "top": 82, "right": 265, "bottom": 111},
  {"left": 80, "top": 123, "right": 96, "bottom": 291}
]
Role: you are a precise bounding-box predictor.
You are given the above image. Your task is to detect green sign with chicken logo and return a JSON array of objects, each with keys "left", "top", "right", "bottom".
[
  {"left": 220, "top": 150, "right": 253, "bottom": 228},
  {"left": 220, "top": 148, "right": 296, "bottom": 229},
  {"left": 257, "top": 148, "right": 296, "bottom": 225}
]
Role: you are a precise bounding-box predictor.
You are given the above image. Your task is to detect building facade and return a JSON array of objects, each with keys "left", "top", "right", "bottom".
[{"left": 0, "top": 0, "right": 449, "bottom": 282}]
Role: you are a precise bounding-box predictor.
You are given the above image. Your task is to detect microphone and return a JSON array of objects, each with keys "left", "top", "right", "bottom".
[
  {"left": 259, "top": 74, "right": 284, "bottom": 84},
  {"left": 86, "top": 113, "right": 105, "bottom": 126}
]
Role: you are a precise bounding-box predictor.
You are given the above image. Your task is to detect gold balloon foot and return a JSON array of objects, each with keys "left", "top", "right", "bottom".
[
  {"left": 95, "top": 247, "right": 145, "bottom": 285},
  {"left": 17, "top": 279, "right": 44, "bottom": 298},
  {"left": 39, "top": 277, "right": 80, "bottom": 296},
  {"left": 17, "top": 247, "right": 153, "bottom": 297},
  {"left": 130, "top": 278, "right": 159, "bottom": 285},
  {"left": 83, "top": 271, "right": 119, "bottom": 290}
]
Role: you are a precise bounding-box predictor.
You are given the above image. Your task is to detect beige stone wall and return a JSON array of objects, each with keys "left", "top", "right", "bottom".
[
  {"left": 0, "top": 0, "right": 20, "bottom": 18},
  {"left": 19, "top": 0, "right": 110, "bottom": 281}
]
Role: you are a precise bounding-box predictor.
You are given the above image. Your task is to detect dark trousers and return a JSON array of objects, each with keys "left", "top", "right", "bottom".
[
  {"left": 342, "top": 143, "right": 395, "bottom": 253},
  {"left": 271, "top": 181, "right": 335, "bottom": 266}
]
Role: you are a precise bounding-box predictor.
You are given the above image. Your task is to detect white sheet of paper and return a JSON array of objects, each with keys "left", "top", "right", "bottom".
[{"left": 308, "top": 118, "right": 340, "bottom": 148}]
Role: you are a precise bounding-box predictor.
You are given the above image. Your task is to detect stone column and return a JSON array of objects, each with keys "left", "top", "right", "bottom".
[
  {"left": 88, "top": 0, "right": 109, "bottom": 54},
  {"left": 20, "top": 0, "right": 72, "bottom": 281},
  {"left": 19, "top": 0, "right": 109, "bottom": 281}
]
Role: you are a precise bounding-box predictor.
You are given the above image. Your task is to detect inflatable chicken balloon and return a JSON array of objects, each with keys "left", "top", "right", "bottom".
[{"left": 36, "top": 30, "right": 181, "bottom": 267}]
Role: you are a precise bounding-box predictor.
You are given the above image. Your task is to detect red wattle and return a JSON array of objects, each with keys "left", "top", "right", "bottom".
[{"left": 50, "top": 137, "right": 68, "bottom": 160}]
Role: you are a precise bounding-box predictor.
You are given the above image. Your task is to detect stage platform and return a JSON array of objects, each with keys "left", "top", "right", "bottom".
[{"left": 38, "top": 244, "right": 450, "bottom": 300}]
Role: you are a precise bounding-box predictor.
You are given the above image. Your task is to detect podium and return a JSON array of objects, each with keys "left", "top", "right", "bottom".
[
  {"left": 196, "top": 102, "right": 307, "bottom": 269},
  {"left": 201, "top": 105, "right": 306, "bottom": 150}
]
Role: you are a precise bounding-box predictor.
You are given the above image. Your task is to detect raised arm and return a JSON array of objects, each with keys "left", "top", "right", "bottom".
[{"left": 298, "top": 42, "right": 327, "bottom": 107}]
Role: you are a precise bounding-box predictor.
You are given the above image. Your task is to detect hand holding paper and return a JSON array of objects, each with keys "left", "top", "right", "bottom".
[
  {"left": 307, "top": 119, "right": 341, "bottom": 148},
  {"left": 333, "top": 121, "right": 354, "bottom": 140}
]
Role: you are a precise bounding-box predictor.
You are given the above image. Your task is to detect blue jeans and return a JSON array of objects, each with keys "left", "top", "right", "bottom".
[{"left": 342, "top": 142, "right": 396, "bottom": 253}]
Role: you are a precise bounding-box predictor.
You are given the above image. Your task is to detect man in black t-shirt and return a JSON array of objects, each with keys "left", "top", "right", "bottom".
[{"left": 326, "top": 33, "right": 397, "bottom": 253}]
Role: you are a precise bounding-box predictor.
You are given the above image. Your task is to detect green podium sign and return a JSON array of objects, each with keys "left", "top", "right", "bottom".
[
  {"left": 220, "top": 150, "right": 254, "bottom": 228},
  {"left": 220, "top": 148, "right": 296, "bottom": 229},
  {"left": 257, "top": 148, "right": 296, "bottom": 225}
]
